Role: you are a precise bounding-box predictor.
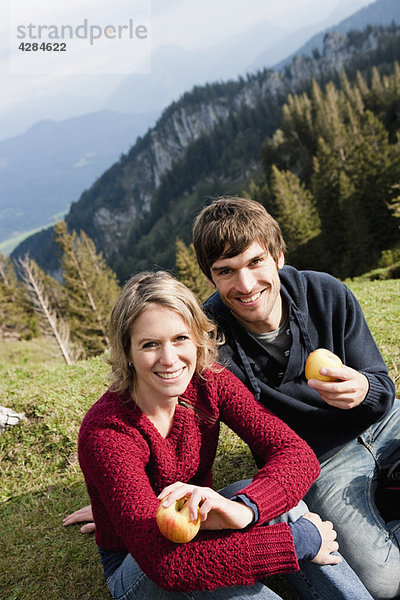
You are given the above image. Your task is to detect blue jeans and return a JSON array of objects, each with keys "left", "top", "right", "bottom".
[
  {"left": 305, "top": 400, "right": 400, "bottom": 600},
  {"left": 107, "top": 559, "right": 282, "bottom": 600},
  {"left": 106, "top": 486, "right": 373, "bottom": 600}
]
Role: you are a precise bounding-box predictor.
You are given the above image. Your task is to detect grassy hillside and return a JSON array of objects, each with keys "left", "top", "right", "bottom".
[
  {"left": 1, "top": 279, "right": 399, "bottom": 600},
  {"left": 348, "top": 278, "right": 400, "bottom": 388}
]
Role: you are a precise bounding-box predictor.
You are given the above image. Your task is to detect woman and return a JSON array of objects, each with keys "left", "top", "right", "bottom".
[{"left": 76, "top": 271, "right": 373, "bottom": 600}]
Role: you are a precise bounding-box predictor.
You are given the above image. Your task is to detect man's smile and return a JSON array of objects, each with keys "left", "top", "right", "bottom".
[{"left": 236, "top": 290, "right": 265, "bottom": 304}]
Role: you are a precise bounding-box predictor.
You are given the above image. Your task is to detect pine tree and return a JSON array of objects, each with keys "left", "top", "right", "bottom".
[
  {"left": 17, "top": 254, "right": 73, "bottom": 364},
  {"left": 260, "top": 67, "right": 400, "bottom": 277},
  {"left": 269, "top": 166, "right": 320, "bottom": 254},
  {"left": 0, "top": 254, "right": 38, "bottom": 339},
  {"left": 175, "top": 239, "right": 211, "bottom": 303},
  {"left": 312, "top": 93, "right": 400, "bottom": 276},
  {"left": 371, "top": 66, "right": 383, "bottom": 96},
  {"left": 53, "top": 221, "right": 120, "bottom": 357},
  {"left": 389, "top": 184, "right": 400, "bottom": 221},
  {"left": 355, "top": 70, "right": 370, "bottom": 100}
]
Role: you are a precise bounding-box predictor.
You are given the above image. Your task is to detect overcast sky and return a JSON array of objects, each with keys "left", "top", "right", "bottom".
[{"left": 1, "top": 0, "right": 373, "bottom": 136}]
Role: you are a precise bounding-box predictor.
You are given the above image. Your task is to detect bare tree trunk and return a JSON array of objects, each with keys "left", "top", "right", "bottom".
[
  {"left": 0, "top": 257, "right": 16, "bottom": 302},
  {"left": 0, "top": 260, "right": 10, "bottom": 288},
  {"left": 0, "top": 258, "right": 17, "bottom": 302},
  {"left": 18, "top": 255, "right": 73, "bottom": 365}
]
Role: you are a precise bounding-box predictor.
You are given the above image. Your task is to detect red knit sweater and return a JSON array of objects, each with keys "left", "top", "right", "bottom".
[{"left": 78, "top": 367, "right": 320, "bottom": 592}]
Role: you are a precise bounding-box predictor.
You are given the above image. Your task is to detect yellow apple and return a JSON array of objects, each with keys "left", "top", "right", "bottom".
[
  {"left": 156, "top": 496, "right": 200, "bottom": 543},
  {"left": 305, "top": 348, "right": 343, "bottom": 381}
]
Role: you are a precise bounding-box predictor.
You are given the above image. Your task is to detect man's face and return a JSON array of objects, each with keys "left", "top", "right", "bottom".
[{"left": 209, "top": 241, "right": 284, "bottom": 334}]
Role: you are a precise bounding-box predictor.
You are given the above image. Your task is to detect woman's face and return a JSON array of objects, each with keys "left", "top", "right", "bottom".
[{"left": 129, "top": 304, "right": 198, "bottom": 406}]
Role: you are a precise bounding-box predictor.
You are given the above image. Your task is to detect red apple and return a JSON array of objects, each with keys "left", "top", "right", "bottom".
[
  {"left": 305, "top": 348, "right": 343, "bottom": 381},
  {"left": 156, "top": 496, "right": 200, "bottom": 543}
]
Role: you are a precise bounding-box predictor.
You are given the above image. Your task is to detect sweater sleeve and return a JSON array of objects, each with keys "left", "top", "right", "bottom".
[
  {"left": 215, "top": 368, "right": 321, "bottom": 524},
  {"left": 78, "top": 414, "right": 299, "bottom": 592}
]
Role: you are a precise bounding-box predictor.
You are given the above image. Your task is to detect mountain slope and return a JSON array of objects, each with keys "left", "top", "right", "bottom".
[
  {"left": 12, "top": 22, "right": 400, "bottom": 281},
  {"left": 248, "top": 0, "right": 371, "bottom": 71},
  {"left": 0, "top": 17, "right": 330, "bottom": 251},
  {"left": 271, "top": 0, "right": 400, "bottom": 69},
  {"left": 0, "top": 109, "right": 158, "bottom": 245},
  {"left": 1, "top": 1, "right": 385, "bottom": 253},
  {"left": 104, "top": 22, "right": 288, "bottom": 115}
]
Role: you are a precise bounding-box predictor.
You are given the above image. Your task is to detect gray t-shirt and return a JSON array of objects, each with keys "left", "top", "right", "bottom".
[{"left": 248, "top": 312, "right": 292, "bottom": 368}]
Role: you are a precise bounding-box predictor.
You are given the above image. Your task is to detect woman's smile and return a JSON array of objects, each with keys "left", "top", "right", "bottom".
[{"left": 155, "top": 366, "right": 186, "bottom": 380}]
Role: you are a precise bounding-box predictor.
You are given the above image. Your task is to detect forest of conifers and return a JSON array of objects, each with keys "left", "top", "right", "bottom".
[
  {"left": 3, "top": 26, "right": 400, "bottom": 354},
  {"left": 12, "top": 25, "right": 400, "bottom": 283},
  {"left": 252, "top": 66, "right": 400, "bottom": 278}
]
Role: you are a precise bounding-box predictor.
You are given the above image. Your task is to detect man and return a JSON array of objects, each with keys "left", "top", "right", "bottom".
[{"left": 192, "top": 196, "right": 399, "bottom": 600}]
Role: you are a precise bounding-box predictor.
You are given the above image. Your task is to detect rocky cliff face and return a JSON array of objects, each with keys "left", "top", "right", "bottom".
[
  {"left": 130, "top": 100, "right": 234, "bottom": 200},
  {"left": 67, "top": 96, "right": 238, "bottom": 253},
  {"left": 13, "top": 25, "right": 400, "bottom": 270},
  {"left": 286, "top": 30, "right": 381, "bottom": 86},
  {"left": 71, "top": 30, "right": 377, "bottom": 257},
  {"left": 82, "top": 31, "right": 388, "bottom": 256}
]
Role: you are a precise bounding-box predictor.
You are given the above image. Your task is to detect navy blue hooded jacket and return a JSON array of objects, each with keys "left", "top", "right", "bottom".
[{"left": 203, "top": 266, "right": 395, "bottom": 462}]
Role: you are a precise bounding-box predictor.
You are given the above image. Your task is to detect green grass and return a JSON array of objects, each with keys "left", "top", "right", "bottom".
[
  {"left": 0, "top": 336, "right": 65, "bottom": 366},
  {"left": 0, "top": 211, "right": 67, "bottom": 255},
  {"left": 0, "top": 355, "right": 110, "bottom": 600},
  {"left": 347, "top": 278, "right": 400, "bottom": 389},
  {"left": 0, "top": 279, "right": 399, "bottom": 599}
]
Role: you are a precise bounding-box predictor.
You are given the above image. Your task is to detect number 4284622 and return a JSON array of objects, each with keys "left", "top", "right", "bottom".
[{"left": 18, "top": 42, "right": 67, "bottom": 51}]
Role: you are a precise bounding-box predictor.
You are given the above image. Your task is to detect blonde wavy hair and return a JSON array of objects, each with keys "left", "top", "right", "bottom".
[{"left": 108, "top": 271, "right": 220, "bottom": 394}]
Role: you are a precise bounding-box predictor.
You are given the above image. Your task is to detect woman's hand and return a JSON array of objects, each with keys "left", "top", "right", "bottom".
[
  {"left": 302, "top": 512, "right": 342, "bottom": 565},
  {"left": 157, "top": 482, "right": 254, "bottom": 531},
  {"left": 63, "top": 505, "right": 95, "bottom": 534}
]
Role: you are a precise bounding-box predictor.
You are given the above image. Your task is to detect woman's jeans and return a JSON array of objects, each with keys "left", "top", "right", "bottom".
[
  {"left": 106, "top": 487, "right": 373, "bottom": 600},
  {"left": 304, "top": 400, "right": 400, "bottom": 600}
]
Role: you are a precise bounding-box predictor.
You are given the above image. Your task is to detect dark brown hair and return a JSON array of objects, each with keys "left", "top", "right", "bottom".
[{"left": 192, "top": 197, "right": 286, "bottom": 280}]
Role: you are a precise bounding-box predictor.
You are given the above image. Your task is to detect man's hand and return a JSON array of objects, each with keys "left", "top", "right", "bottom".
[
  {"left": 63, "top": 505, "right": 95, "bottom": 534},
  {"left": 158, "top": 482, "right": 254, "bottom": 530},
  {"left": 302, "top": 512, "right": 342, "bottom": 565},
  {"left": 307, "top": 365, "right": 369, "bottom": 409}
]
